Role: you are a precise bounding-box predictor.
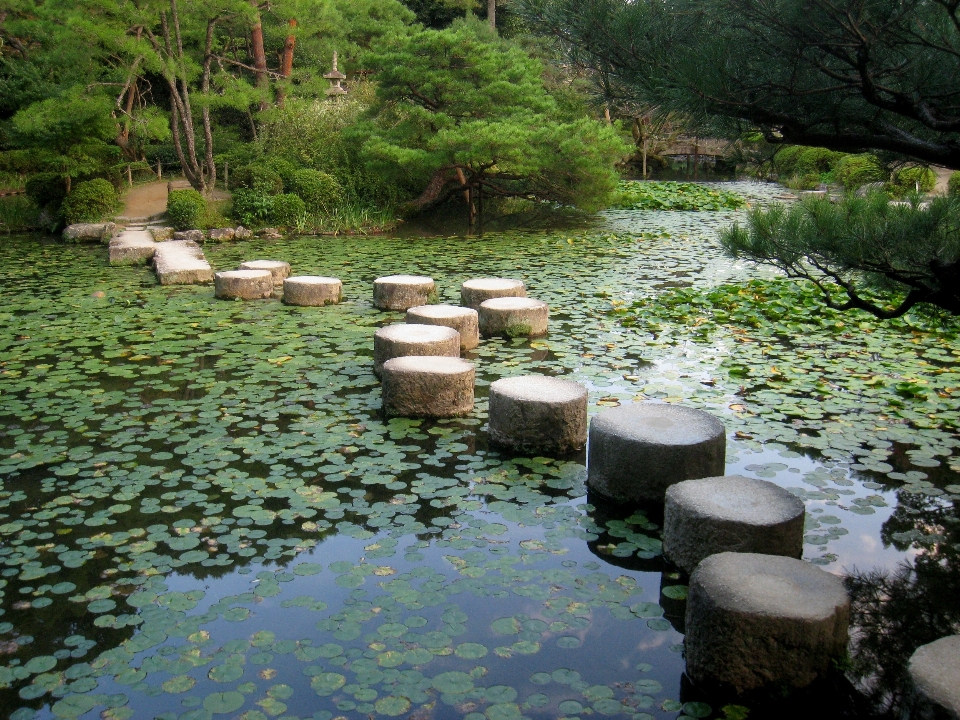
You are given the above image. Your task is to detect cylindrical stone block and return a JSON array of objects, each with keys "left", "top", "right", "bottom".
[
  {"left": 382, "top": 356, "right": 475, "bottom": 418},
  {"left": 283, "top": 276, "right": 342, "bottom": 306},
  {"left": 685, "top": 552, "right": 850, "bottom": 694},
  {"left": 406, "top": 304, "right": 479, "bottom": 351},
  {"left": 239, "top": 260, "right": 291, "bottom": 286},
  {"left": 488, "top": 375, "right": 587, "bottom": 454},
  {"left": 907, "top": 636, "right": 960, "bottom": 719},
  {"left": 461, "top": 278, "right": 526, "bottom": 310},
  {"left": 214, "top": 270, "right": 274, "bottom": 300},
  {"left": 478, "top": 297, "right": 548, "bottom": 338},
  {"left": 373, "top": 275, "right": 436, "bottom": 311},
  {"left": 373, "top": 324, "right": 460, "bottom": 377},
  {"left": 663, "top": 475, "right": 805, "bottom": 575},
  {"left": 587, "top": 403, "right": 725, "bottom": 503}
]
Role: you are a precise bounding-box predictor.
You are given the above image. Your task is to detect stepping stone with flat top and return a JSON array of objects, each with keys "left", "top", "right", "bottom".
[
  {"left": 381, "top": 356, "right": 475, "bottom": 418},
  {"left": 240, "top": 260, "right": 291, "bottom": 286},
  {"left": 373, "top": 324, "right": 460, "bottom": 377},
  {"left": 685, "top": 552, "right": 850, "bottom": 694},
  {"left": 109, "top": 230, "right": 157, "bottom": 266},
  {"left": 479, "top": 297, "right": 548, "bottom": 337},
  {"left": 907, "top": 635, "right": 960, "bottom": 719},
  {"left": 283, "top": 276, "right": 342, "bottom": 306},
  {"left": 153, "top": 240, "right": 214, "bottom": 285},
  {"left": 215, "top": 270, "right": 273, "bottom": 300},
  {"left": 374, "top": 275, "right": 436, "bottom": 311},
  {"left": 587, "top": 403, "right": 725, "bottom": 503},
  {"left": 461, "top": 278, "right": 526, "bottom": 310},
  {"left": 663, "top": 475, "right": 805, "bottom": 574},
  {"left": 406, "top": 304, "right": 479, "bottom": 351},
  {"left": 488, "top": 375, "right": 587, "bottom": 454}
]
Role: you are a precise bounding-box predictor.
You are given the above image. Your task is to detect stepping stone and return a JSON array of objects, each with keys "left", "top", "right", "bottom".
[
  {"left": 381, "top": 356, "right": 475, "bottom": 418},
  {"left": 663, "top": 475, "right": 805, "bottom": 574},
  {"left": 406, "top": 304, "right": 479, "bottom": 351},
  {"left": 374, "top": 275, "right": 436, "bottom": 311},
  {"left": 283, "top": 276, "right": 342, "bottom": 306},
  {"left": 685, "top": 552, "right": 850, "bottom": 694},
  {"left": 240, "top": 260, "right": 291, "bottom": 286},
  {"left": 109, "top": 230, "right": 157, "bottom": 266},
  {"left": 488, "top": 375, "right": 587, "bottom": 454},
  {"left": 907, "top": 636, "right": 960, "bottom": 719},
  {"left": 461, "top": 278, "right": 526, "bottom": 310},
  {"left": 587, "top": 403, "right": 725, "bottom": 503},
  {"left": 153, "top": 240, "right": 214, "bottom": 285},
  {"left": 373, "top": 324, "right": 460, "bottom": 377},
  {"left": 214, "top": 270, "right": 274, "bottom": 300},
  {"left": 478, "top": 297, "right": 548, "bottom": 337}
]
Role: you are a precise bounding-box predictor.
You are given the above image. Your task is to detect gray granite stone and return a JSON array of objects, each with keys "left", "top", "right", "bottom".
[
  {"left": 109, "top": 231, "right": 157, "bottom": 266},
  {"left": 373, "top": 324, "right": 460, "bottom": 377},
  {"left": 149, "top": 226, "right": 174, "bottom": 242},
  {"left": 908, "top": 636, "right": 960, "bottom": 719},
  {"left": 374, "top": 275, "right": 436, "bottom": 311},
  {"left": 239, "top": 260, "right": 291, "bottom": 286},
  {"left": 381, "top": 356, "right": 475, "bottom": 418},
  {"left": 62, "top": 222, "right": 116, "bottom": 243},
  {"left": 283, "top": 276, "right": 342, "bottom": 306},
  {"left": 214, "top": 270, "right": 273, "bottom": 300},
  {"left": 406, "top": 304, "right": 479, "bottom": 351},
  {"left": 478, "top": 297, "right": 548, "bottom": 337},
  {"left": 461, "top": 277, "right": 526, "bottom": 310},
  {"left": 488, "top": 375, "right": 587, "bottom": 454},
  {"left": 153, "top": 240, "right": 214, "bottom": 285},
  {"left": 208, "top": 227, "right": 236, "bottom": 242},
  {"left": 173, "top": 229, "right": 204, "bottom": 243}
]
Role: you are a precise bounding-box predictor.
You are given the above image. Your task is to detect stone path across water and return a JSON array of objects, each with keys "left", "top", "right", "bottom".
[{"left": 152, "top": 238, "right": 213, "bottom": 285}]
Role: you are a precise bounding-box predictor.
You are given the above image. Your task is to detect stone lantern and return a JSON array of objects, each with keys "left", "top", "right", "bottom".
[{"left": 324, "top": 52, "right": 347, "bottom": 98}]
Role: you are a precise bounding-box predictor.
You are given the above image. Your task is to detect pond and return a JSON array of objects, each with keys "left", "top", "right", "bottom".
[{"left": 0, "top": 182, "right": 957, "bottom": 720}]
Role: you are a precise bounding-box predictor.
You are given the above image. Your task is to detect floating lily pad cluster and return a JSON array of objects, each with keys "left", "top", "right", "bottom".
[
  {"left": 0, "top": 181, "right": 955, "bottom": 719},
  {"left": 612, "top": 182, "right": 747, "bottom": 212}
]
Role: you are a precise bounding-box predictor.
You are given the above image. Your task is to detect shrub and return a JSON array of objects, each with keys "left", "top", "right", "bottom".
[
  {"left": 231, "top": 189, "right": 274, "bottom": 227},
  {"left": 773, "top": 146, "right": 844, "bottom": 180},
  {"left": 269, "top": 193, "right": 306, "bottom": 228},
  {"left": 0, "top": 195, "right": 40, "bottom": 233},
  {"left": 166, "top": 189, "right": 206, "bottom": 230},
  {"left": 232, "top": 165, "right": 283, "bottom": 195},
  {"left": 262, "top": 157, "right": 299, "bottom": 191},
  {"left": 948, "top": 171, "right": 960, "bottom": 198},
  {"left": 25, "top": 173, "right": 67, "bottom": 208},
  {"left": 891, "top": 166, "right": 936, "bottom": 196},
  {"left": 61, "top": 179, "right": 117, "bottom": 224},
  {"left": 290, "top": 169, "right": 342, "bottom": 214},
  {"left": 834, "top": 154, "right": 885, "bottom": 191}
]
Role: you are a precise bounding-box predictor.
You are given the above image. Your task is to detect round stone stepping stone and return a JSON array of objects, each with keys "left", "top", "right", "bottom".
[
  {"left": 381, "top": 356, "right": 475, "bottom": 418},
  {"left": 214, "top": 270, "right": 273, "bottom": 300},
  {"left": 373, "top": 324, "right": 460, "bottom": 377},
  {"left": 283, "top": 276, "right": 342, "bottom": 306},
  {"left": 478, "top": 297, "right": 548, "bottom": 338},
  {"left": 663, "top": 475, "right": 805, "bottom": 574},
  {"left": 685, "top": 552, "right": 850, "bottom": 694},
  {"left": 406, "top": 304, "right": 479, "bottom": 351},
  {"left": 907, "top": 636, "right": 960, "bottom": 719},
  {"left": 239, "top": 260, "right": 291, "bottom": 286},
  {"left": 461, "top": 277, "right": 526, "bottom": 310},
  {"left": 488, "top": 375, "right": 587, "bottom": 454},
  {"left": 374, "top": 275, "right": 436, "bottom": 311},
  {"left": 587, "top": 403, "right": 725, "bottom": 503}
]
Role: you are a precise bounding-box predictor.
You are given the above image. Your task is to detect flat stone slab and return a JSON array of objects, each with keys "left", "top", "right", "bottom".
[
  {"left": 373, "top": 324, "right": 460, "bottom": 377},
  {"left": 240, "top": 260, "right": 291, "bottom": 286},
  {"left": 374, "top": 275, "right": 436, "bottom": 311},
  {"left": 283, "top": 276, "right": 342, "bottom": 306},
  {"left": 109, "top": 230, "right": 158, "bottom": 266},
  {"left": 63, "top": 222, "right": 116, "bottom": 243},
  {"left": 461, "top": 278, "right": 526, "bottom": 310},
  {"left": 587, "top": 403, "right": 725, "bottom": 503},
  {"left": 488, "top": 375, "right": 587, "bottom": 454},
  {"left": 382, "top": 356, "right": 475, "bottom": 418},
  {"left": 908, "top": 635, "right": 960, "bottom": 719},
  {"left": 153, "top": 240, "right": 214, "bottom": 285},
  {"left": 685, "top": 552, "right": 850, "bottom": 694},
  {"left": 215, "top": 270, "right": 274, "bottom": 300},
  {"left": 406, "top": 304, "right": 479, "bottom": 351},
  {"left": 479, "top": 297, "right": 548, "bottom": 337},
  {"left": 663, "top": 475, "right": 805, "bottom": 574}
]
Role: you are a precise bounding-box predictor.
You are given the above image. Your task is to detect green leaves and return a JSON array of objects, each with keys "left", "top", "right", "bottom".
[{"left": 613, "top": 181, "right": 746, "bottom": 211}]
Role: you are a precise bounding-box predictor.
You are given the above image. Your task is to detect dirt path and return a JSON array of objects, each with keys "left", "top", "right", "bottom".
[{"left": 118, "top": 180, "right": 230, "bottom": 221}]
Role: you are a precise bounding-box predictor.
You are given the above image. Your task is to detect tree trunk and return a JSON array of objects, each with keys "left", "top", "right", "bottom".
[
  {"left": 277, "top": 19, "right": 296, "bottom": 106},
  {"left": 488, "top": 0, "right": 496, "bottom": 29},
  {"left": 250, "top": 1, "right": 268, "bottom": 111}
]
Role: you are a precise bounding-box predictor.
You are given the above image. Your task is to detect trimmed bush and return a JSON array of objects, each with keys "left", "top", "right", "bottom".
[
  {"left": 25, "top": 173, "right": 68, "bottom": 209},
  {"left": 166, "top": 189, "right": 206, "bottom": 230},
  {"left": 290, "top": 169, "right": 342, "bottom": 214},
  {"left": 62, "top": 179, "right": 117, "bottom": 224},
  {"left": 834, "top": 154, "right": 885, "bottom": 191},
  {"left": 269, "top": 193, "right": 306, "bottom": 228},
  {"left": 232, "top": 165, "right": 283, "bottom": 195},
  {"left": 891, "top": 166, "right": 936, "bottom": 195},
  {"left": 262, "top": 157, "right": 299, "bottom": 192},
  {"left": 948, "top": 171, "right": 960, "bottom": 197},
  {"left": 231, "top": 189, "right": 273, "bottom": 227}
]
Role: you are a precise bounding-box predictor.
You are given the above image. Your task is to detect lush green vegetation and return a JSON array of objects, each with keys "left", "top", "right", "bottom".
[{"left": 612, "top": 181, "right": 745, "bottom": 211}]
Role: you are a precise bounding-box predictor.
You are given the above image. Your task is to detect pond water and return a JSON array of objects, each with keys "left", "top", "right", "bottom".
[{"left": 0, "top": 182, "right": 957, "bottom": 720}]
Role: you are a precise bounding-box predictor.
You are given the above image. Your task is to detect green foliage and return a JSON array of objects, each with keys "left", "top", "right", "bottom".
[
  {"left": 269, "top": 193, "right": 307, "bottom": 228},
  {"left": 358, "top": 17, "right": 627, "bottom": 213},
  {"left": 261, "top": 157, "right": 300, "bottom": 192},
  {"left": 834, "top": 154, "right": 886, "bottom": 191},
  {"left": 166, "top": 189, "right": 207, "bottom": 231},
  {"left": 0, "top": 196, "right": 41, "bottom": 233},
  {"left": 24, "top": 173, "right": 67, "bottom": 209},
  {"left": 721, "top": 193, "right": 960, "bottom": 317},
  {"left": 61, "top": 179, "right": 117, "bottom": 225},
  {"left": 949, "top": 172, "right": 960, "bottom": 198},
  {"left": 891, "top": 166, "right": 936, "bottom": 196},
  {"left": 232, "top": 166, "right": 284, "bottom": 196},
  {"left": 290, "top": 169, "right": 342, "bottom": 214},
  {"left": 231, "top": 189, "right": 273, "bottom": 227},
  {"left": 612, "top": 181, "right": 745, "bottom": 211}
]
